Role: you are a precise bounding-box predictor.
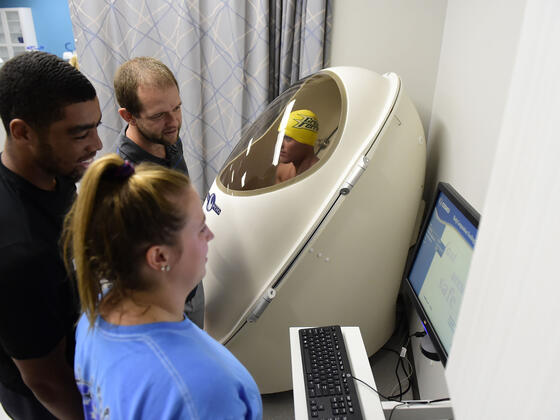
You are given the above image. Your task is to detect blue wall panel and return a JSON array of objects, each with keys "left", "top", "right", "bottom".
[{"left": 0, "top": 0, "right": 74, "bottom": 58}]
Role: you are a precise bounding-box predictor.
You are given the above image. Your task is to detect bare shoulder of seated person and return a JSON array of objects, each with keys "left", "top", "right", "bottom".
[{"left": 275, "top": 163, "right": 297, "bottom": 184}]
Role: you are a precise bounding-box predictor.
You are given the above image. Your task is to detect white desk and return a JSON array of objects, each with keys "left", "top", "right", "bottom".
[{"left": 290, "top": 326, "right": 385, "bottom": 420}]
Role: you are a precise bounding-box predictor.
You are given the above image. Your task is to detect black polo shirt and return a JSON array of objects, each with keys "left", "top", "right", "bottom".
[
  {"left": 0, "top": 156, "right": 79, "bottom": 395},
  {"left": 115, "top": 125, "right": 189, "bottom": 175}
]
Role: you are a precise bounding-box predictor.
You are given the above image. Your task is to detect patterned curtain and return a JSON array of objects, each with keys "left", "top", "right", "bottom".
[
  {"left": 68, "top": 0, "right": 331, "bottom": 195},
  {"left": 269, "top": 0, "right": 332, "bottom": 102}
]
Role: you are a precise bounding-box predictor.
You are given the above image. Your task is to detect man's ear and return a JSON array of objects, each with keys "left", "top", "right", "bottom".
[
  {"left": 118, "top": 108, "right": 136, "bottom": 126},
  {"left": 145, "top": 244, "right": 171, "bottom": 272},
  {"left": 9, "top": 119, "right": 36, "bottom": 143}
]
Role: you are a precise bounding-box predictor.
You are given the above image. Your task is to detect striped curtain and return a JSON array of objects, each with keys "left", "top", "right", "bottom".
[{"left": 68, "top": 0, "right": 331, "bottom": 195}]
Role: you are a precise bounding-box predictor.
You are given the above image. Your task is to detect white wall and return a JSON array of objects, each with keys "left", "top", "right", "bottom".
[
  {"left": 330, "top": 0, "right": 447, "bottom": 134},
  {"left": 331, "top": 0, "right": 526, "bottom": 208},
  {"left": 446, "top": 1, "right": 560, "bottom": 418},
  {"left": 426, "top": 0, "right": 526, "bottom": 209},
  {"left": 411, "top": 0, "right": 526, "bottom": 402}
]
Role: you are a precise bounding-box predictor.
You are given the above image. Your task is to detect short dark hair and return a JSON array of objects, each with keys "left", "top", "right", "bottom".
[
  {"left": 114, "top": 57, "right": 179, "bottom": 116},
  {"left": 0, "top": 51, "right": 97, "bottom": 133}
]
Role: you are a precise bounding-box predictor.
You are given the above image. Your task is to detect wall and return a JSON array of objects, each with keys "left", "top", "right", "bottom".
[
  {"left": 0, "top": 0, "right": 74, "bottom": 57},
  {"left": 412, "top": 0, "right": 526, "bottom": 399},
  {"left": 0, "top": 0, "right": 74, "bottom": 151},
  {"left": 426, "top": 0, "right": 526, "bottom": 209},
  {"left": 446, "top": 1, "right": 560, "bottom": 418},
  {"left": 329, "top": 0, "right": 447, "bottom": 135},
  {"left": 330, "top": 0, "right": 525, "bottom": 207}
]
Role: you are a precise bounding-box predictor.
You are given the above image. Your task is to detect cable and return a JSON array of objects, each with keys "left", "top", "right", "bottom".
[
  {"left": 391, "top": 332, "right": 418, "bottom": 401},
  {"left": 380, "top": 347, "right": 400, "bottom": 356},
  {"left": 378, "top": 330, "right": 425, "bottom": 401},
  {"left": 387, "top": 398, "right": 451, "bottom": 420},
  {"left": 350, "top": 374, "right": 393, "bottom": 401},
  {"left": 382, "top": 293, "right": 411, "bottom": 401},
  {"left": 350, "top": 373, "right": 417, "bottom": 403},
  {"left": 394, "top": 342, "right": 414, "bottom": 400},
  {"left": 395, "top": 355, "right": 403, "bottom": 400},
  {"left": 352, "top": 372, "right": 451, "bottom": 420},
  {"left": 395, "top": 331, "right": 425, "bottom": 399},
  {"left": 428, "top": 398, "right": 451, "bottom": 403},
  {"left": 388, "top": 402, "right": 407, "bottom": 420},
  {"left": 390, "top": 357, "right": 413, "bottom": 398},
  {"left": 377, "top": 347, "right": 406, "bottom": 400}
]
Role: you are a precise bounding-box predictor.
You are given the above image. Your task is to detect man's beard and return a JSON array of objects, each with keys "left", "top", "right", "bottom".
[{"left": 136, "top": 123, "right": 180, "bottom": 146}]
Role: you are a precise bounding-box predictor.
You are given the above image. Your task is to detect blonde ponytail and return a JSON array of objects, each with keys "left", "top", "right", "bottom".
[{"left": 62, "top": 154, "right": 191, "bottom": 327}]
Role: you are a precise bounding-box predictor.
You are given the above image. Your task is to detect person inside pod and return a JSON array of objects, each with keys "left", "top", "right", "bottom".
[{"left": 275, "top": 109, "right": 319, "bottom": 183}]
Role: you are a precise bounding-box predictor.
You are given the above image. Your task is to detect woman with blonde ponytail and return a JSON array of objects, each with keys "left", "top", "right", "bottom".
[{"left": 62, "top": 154, "right": 262, "bottom": 419}]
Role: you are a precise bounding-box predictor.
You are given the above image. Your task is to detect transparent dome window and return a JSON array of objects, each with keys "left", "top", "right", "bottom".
[{"left": 217, "top": 73, "right": 343, "bottom": 195}]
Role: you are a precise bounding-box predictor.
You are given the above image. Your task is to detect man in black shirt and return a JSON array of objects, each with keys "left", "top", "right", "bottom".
[
  {"left": 113, "top": 57, "right": 205, "bottom": 329},
  {"left": 0, "top": 52, "right": 102, "bottom": 419}
]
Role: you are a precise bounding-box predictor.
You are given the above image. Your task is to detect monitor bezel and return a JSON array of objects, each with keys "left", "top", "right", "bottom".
[{"left": 403, "top": 182, "right": 480, "bottom": 367}]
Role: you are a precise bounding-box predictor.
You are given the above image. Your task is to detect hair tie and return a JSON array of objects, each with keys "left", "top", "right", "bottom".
[{"left": 110, "top": 160, "right": 135, "bottom": 180}]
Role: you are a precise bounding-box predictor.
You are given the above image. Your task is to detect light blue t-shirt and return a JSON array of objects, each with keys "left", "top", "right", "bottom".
[{"left": 75, "top": 314, "right": 262, "bottom": 419}]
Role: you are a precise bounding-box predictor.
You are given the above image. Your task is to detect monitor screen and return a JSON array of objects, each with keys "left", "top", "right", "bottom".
[{"left": 404, "top": 182, "right": 480, "bottom": 366}]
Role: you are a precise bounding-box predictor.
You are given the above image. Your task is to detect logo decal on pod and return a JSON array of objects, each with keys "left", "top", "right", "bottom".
[{"left": 205, "top": 193, "right": 222, "bottom": 215}]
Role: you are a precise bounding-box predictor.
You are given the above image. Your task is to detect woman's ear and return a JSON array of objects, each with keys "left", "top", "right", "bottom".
[{"left": 145, "top": 245, "right": 171, "bottom": 272}]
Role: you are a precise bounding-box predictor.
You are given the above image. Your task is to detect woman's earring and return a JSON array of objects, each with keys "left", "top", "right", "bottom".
[{"left": 161, "top": 265, "right": 170, "bottom": 272}]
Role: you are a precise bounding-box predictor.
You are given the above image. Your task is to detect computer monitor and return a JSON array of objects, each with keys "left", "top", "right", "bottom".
[{"left": 404, "top": 182, "right": 480, "bottom": 366}]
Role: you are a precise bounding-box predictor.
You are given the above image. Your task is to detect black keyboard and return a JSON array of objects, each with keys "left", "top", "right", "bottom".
[{"left": 299, "top": 326, "right": 363, "bottom": 419}]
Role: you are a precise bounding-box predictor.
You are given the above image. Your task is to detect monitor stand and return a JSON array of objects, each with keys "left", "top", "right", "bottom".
[{"left": 420, "top": 335, "right": 441, "bottom": 362}]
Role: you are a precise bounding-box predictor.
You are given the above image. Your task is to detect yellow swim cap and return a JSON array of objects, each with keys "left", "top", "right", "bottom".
[{"left": 281, "top": 109, "right": 319, "bottom": 146}]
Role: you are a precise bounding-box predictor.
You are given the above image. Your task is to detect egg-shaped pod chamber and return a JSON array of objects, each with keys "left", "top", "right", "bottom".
[{"left": 203, "top": 67, "right": 426, "bottom": 393}]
